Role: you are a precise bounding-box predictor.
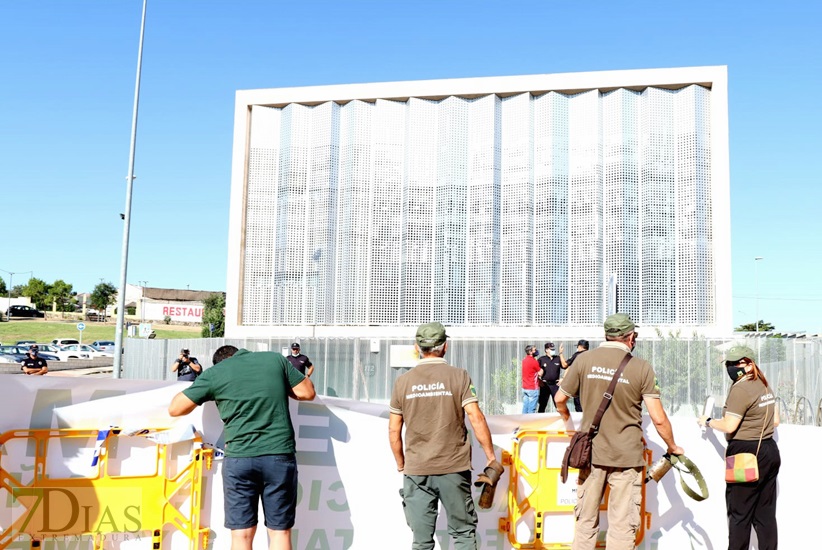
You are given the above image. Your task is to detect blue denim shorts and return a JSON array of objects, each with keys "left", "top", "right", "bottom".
[{"left": 222, "top": 454, "right": 298, "bottom": 530}]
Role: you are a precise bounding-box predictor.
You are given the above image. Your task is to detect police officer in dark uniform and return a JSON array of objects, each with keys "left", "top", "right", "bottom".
[
  {"left": 286, "top": 342, "right": 314, "bottom": 377},
  {"left": 537, "top": 342, "right": 566, "bottom": 412},
  {"left": 171, "top": 348, "right": 202, "bottom": 381},
  {"left": 21, "top": 346, "right": 48, "bottom": 375},
  {"left": 564, "top": 339, "right": 589, "bottom": 412}
]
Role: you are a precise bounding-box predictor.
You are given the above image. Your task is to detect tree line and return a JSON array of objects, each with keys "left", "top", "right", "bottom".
[
  {"left": 2, "top": 276, "right": 225, "bottom": 336},
  {"left": 0, "top": 276, "right": 118, "bottom": 317}
]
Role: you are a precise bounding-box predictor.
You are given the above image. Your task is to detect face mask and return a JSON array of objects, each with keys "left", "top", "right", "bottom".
[
  {"left": 726, "top": 365, "right": 746, "bottom": 382},
  {"left": 547, "top": 350, "right": 555, "bottom": 357}
]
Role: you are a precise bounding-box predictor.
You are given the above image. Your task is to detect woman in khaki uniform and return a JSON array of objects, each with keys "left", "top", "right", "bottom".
[{"left": 698, "top": 345, "right": 780, "bottom": 550}]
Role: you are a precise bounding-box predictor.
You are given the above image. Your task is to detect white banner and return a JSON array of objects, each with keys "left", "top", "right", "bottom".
[{"left": 0, "top": 377, "right": 814, "bottom": 549}]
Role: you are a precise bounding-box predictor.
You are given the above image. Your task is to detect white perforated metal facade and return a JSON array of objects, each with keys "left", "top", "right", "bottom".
[{"left": 227, "top": 68, "right": 731, "bottom": 338}]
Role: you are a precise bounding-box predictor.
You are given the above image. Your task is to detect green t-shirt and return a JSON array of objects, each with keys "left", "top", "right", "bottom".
[{"left": 182, "top": 349, "right": 306, "bottom": 457}]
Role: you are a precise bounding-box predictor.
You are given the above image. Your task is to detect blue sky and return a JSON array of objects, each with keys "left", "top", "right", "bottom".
[{"left": 1, "top": 1, "right": 820, "bottom": 333}]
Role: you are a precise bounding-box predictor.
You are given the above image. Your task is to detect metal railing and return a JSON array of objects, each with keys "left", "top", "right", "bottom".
[{"left": 123, "top": 334, "right": 821, "bottom": 424}]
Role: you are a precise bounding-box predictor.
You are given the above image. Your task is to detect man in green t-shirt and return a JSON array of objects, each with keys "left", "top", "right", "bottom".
[{"left": 169, "top": 345, "right": 315, "bottom": 550}]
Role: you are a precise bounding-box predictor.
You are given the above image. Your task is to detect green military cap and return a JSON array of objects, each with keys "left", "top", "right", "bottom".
[
  {"left": 725, "top": 345, "right": 756, "bottom": 363},
  {"left": 416, "top": 322, "right": 448, "bottom": 346},
  {"left": 603, "top": 313, "right": 637, "bottom": 337}
]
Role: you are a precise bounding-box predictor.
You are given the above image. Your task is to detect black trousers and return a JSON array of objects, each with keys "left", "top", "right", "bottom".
[
  {"left": 726, "top": 438, "right": 780, "bottom": 550},
  {"left": 537, "top": 383, "right": 582, "bottom": 413},
  {"left": 537, "top": 383, "right": 558, "bottom": 412}
]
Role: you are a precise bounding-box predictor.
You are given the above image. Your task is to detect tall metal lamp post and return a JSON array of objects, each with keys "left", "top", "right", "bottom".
[
  {"left": 1, "top": 269, "right": 33, "bottom": 319},
  {"left": 113, "top": 0, "right": 148, "bottom": 379},
  {"left": 754, "top": 256, "right": 764, "bottom": 332}
]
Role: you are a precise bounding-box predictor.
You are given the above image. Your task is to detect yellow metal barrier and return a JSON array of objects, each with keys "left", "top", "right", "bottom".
[
  {"left": 500, "top": 429, "right": 652, "bottom": 549},
  {"left": 0, "top": 428, "right": 213, "bottom": 550}
]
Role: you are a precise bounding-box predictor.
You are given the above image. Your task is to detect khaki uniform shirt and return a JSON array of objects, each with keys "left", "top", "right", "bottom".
[
  {"left": 723, "top": 377, "right": 776, "bottom": 441},
  {"left": 559, "top": 342, "right": 659, "bottom": 468},
  {"left": 389, "top": 358, "right": 479, "bottom": 475}
]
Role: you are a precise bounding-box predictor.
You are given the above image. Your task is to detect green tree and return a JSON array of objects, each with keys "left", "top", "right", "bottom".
[
  {"left": 10, "top": 285, "right": 24, "bottom": 298},
  {"left": 639, "top": 329, "right": 715, "bottom": 416},
  {"left": 23, "top": 278, "right": 51, "bottom": 310},
  {"left": 48, "top": 279, "right": 75, "bottom": 312},
  {"left": 735, "top": 320, "right": 775, "bottom": 332},
  {"left": 201, "top": 292, "right": 226, "bottom": 337},
  {"left": 90, "top": 282, "right": 118, "bottom": 322},
  {"left": 481, "top": 357, "right": 520, "bottom": 415},
  {"left": 0, "top": 277, "right": 6, "bottom": 295}
]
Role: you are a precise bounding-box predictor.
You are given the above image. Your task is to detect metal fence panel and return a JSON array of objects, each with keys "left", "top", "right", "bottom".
[{"left": 124, "top": 335, "right": 822, "bottom": 424}]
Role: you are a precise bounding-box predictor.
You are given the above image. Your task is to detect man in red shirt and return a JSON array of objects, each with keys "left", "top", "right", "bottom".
[{"left": 521, "top": 345, "right": 541, "bottom": 413}]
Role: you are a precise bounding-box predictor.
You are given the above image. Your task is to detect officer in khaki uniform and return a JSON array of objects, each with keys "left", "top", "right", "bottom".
[
  {"left": 697, "top": 345, "right": 780, "bottom": 550},
  {"left": 388, "top": 322, "right": 497, "bottom": 550},
  {"left": 556, "top": 313, "right": 683, "bottom": 550}
]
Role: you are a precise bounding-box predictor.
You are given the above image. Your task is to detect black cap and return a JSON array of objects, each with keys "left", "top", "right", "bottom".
[
  {"left": 577, "top": 339, "right": 590, "bottom": 349},
  {"left": 544, "top": 342, "right": 555, "bottom": 349},
  {"left": 291, "top": 342, "right": 300, "bottom": 349}
]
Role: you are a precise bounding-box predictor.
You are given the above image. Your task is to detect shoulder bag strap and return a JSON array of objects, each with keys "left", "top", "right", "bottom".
[
  {"left": 754, "top": 404, "right": 769, "bottom": 457},
  {"left": 588, "top": 352, "right": 632, "bottom": 437}
]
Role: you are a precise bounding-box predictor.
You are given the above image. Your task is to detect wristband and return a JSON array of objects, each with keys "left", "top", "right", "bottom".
[{"left": 706, "top": 417, "right": 712, "bottom": 428}]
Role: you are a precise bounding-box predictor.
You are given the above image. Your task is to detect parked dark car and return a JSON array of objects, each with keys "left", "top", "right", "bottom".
[
  {"left": 6, "top": 305, "right": 45, "bottom": 318},
  {"left": 0, "top": 345, "right": 59, "bottom": 362}
]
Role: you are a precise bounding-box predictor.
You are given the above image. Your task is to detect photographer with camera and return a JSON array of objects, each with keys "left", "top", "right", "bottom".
[{"left": 171, "top": 348, "right": 202, "bottom": 382}]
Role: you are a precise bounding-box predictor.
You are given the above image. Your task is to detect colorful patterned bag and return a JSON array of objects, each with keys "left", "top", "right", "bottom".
[
  {"left": 725, "top": 452, "right": 759, "bottom": 483},
  {"left": 725, "top": 406, "right": 768, "bottom": 484}
]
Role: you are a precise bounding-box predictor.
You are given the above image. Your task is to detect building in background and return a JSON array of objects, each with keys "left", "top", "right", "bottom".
[
  {"left": 226, "top": 67, "right": 731, "bottom": 339},
  {"left": 124, "top": 284, "right": 221, "bottom": 324}
]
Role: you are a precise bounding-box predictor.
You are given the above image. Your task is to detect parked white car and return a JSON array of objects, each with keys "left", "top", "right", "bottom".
[
  {"left": 34, "top": 344, "right": 83, "bottom": 361},
  {"left": 91, "top": 340, "right": 116, "bottom": 353},
  {"left": 60, "top": 344, "right": 114, "bottom": 359},
  {"left": 51, "top": 338, "right": 80, "bottom": 347}
]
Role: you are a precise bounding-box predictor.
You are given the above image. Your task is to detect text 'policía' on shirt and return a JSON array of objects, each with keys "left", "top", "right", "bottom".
[{"left": 405, "top": 382, "right": 454, "bottom": 399}]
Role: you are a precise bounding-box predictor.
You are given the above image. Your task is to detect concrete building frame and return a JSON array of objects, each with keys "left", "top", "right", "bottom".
[{"left": 226, "top": 66, "right": 731, "bottom": 339}]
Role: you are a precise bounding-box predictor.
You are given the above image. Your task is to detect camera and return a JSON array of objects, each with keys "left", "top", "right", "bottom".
[{"left": 181, "top": 348, "right": 190, "bottom": 358}]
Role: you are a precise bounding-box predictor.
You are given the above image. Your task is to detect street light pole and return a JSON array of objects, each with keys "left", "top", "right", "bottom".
[
  {"left": 754, "top": 256, "right": 764, "bottom": 332},
  {"left": 1, "top": 269, "right": 33, "bottom": 319},
  {"left": 113, "top": 0, "right": 148, "bottom": 379}
]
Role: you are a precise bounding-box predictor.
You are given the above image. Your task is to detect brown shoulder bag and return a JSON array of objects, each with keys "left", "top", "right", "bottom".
[{"left": 561, "top": 353, "right": 632, "bottom": 483}]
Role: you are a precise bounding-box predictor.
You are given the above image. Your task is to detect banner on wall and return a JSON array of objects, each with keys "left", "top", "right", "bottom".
[
  {"left": 0, "top": 377, "right": 817, "bottom": 550},
  {"left": 142, "top": 302, "right": 203, "bottom": 323}
]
